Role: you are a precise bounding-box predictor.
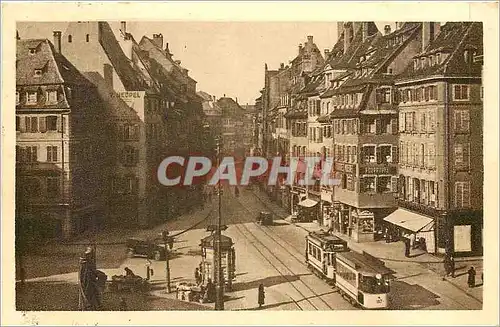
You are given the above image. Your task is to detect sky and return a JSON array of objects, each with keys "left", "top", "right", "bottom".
[{"left": 17, "top": 21, "right": 395, "bottom": 105}]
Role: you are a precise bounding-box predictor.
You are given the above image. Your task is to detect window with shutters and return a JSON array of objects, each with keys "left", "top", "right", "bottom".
[
  {"left": 428, "top": 110, "right": 436, "bottom": 132},
  {"left": 455, "top": 181, "right": 470, "bottom": 208},
  {"left": 454, "top": 110, "right": 470, "bottom": 133},
  {"left": 334, "top": 120, "right": 339, "bottom": 134},
  {"left": 420, "top": 112, "right": 427, "bottom": 132},
  {"left": 415, "top": 88, "right": 422, "bottom": 102},
  {"left": 46, "top": 177, "right": 60, "bottom": 197},
  {"left": 362, "top": 145, "right": 376, "bottom": 163},
  {"left": 352, "top": 146, "right": 357, "bottom": 163},
  {"left": 364, "top": 118, "right": 376, "bottom": 134},
  {"left": 25, "top": 146, "right": 38, "bottom": 162},
  {"left": 429, "top": 181, "right": 436, "bottom": 206},
  {"left": 428, "top": 143, "right": 436, "bottom": 167},
  {"left": 377, "top": 145, "right": 392, "bottom": 164},
  {"left": 27, "top": 91, "right": 38, "bottom": 104},
  {"left": 123, "top": 124, "right": 139, "bottom": 140},
  {"left": 453, "top": 85, "right": 469, "bottom": 101},
  {"left": 46, "top": 146, "right": 58, "bottom": 162},
  {"left": 454, "top": 143, "right": 470, "bottom": 168},
  {"left": 429, "top": 85, "right": 438, "bottom": 100},
  {"left": 25, "top": 117, "right": 39, "bottom": 133},
  {"left": 123, "top": 146, "right": 138, "bottom": 166},
  {"left": 420, "top": 143, "right": 425, "bottom": 167},
  {"left": 45, "top": 116, "right": 57, "bottom": 131}
]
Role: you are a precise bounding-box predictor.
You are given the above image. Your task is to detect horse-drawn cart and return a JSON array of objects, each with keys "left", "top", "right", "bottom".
[{"left": 108, "top": 275, "right": 151, "bottom": 293}]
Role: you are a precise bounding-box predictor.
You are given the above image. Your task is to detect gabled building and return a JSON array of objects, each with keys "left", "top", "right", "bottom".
[
  {"left": 58, "top": 21, "right": 172, "bottom": 227},
  {"left": 391, "top": 22, "right": 483, "bottom": 255},
  {"left": 327, "top": 22, "right": 423, "bottom": 243},
  {"left": 16, "top": 37, "right": 105, "bottom": 239},
  {"left": 216, "top": 96, "right": 251, "bottom": 158}
]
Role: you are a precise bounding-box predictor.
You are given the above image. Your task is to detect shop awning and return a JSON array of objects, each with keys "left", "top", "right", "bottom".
[
  {"left": 383, "top": 209, "right": 434, "bottom": 233},
  {"left": 298, "top": 199, "right": 318, "bottom": 208}
]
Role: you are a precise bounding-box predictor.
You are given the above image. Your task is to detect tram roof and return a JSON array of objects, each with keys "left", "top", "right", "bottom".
[
  {"left": 336, "top": 251, "right": 395, "bottom": 276},
  {"left": 308, "top": 231, "right": 346, "bottom": 244}
]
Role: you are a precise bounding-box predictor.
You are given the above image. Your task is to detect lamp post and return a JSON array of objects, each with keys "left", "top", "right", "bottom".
[{"left": 214, "top": 137, "right": 224, "bottom": 310}]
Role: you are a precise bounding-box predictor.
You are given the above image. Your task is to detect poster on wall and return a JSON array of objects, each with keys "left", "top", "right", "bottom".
[{"left": 454, "top": 225, "right": 472, "bottom": 252}]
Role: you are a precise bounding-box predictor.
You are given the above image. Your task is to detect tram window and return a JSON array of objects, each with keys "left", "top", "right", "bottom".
[
  {"left": 359, "top": 275, "right": 390, "bottom": 294},
  {"left": 308, "top": 244, "right": 312, "bottom": 255}
]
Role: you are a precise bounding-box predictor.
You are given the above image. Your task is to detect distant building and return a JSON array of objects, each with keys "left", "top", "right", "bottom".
[
  {"left": 16, "top": 37, "right": 105, "bottom": 239},
  {"left": 216, "top": 96, "right": 252, "bottom": 158}
]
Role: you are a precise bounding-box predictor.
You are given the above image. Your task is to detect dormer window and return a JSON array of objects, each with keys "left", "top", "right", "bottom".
[
  {"left": 421, "top": 57, "right": 427, "bottom": 68},
  {"left": 34, "top": 69, "right": 43, "bottom": 77},
  {"left": 430, "top": 55, "right": 434, "bottom": 66},
  {"left": 29, "top": 48, "right": 37, "bottom": 55},
  {"left": 68, "top": 35, "right": 72, "bottom": 43},
  {"left": 436, "top": 53, "right": 441, "bottom": 64},
  {"left": 27, "top": 91, "right": 38, "bottom": 104},
  {"left": 413, "top": 58, "right": 419, "bottom": 70},
  {"left": 46, "top": 90, "right": 58, "bottom": 104}
]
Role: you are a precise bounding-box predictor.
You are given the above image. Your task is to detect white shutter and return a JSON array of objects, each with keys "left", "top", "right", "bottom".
[
  {"left": 463, "top": 182, "right": 471, "bottom": 207},
  {"left": 455, "top": 182, "right": 463, "bottom": 208},
  {"left": 462, "top": 110, "right": 470, "bottom": 132}
]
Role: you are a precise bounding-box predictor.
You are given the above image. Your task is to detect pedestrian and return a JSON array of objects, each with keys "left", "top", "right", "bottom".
[
  {"left": 258, "top": 283, "right": 265, "bottom": 308},
  {"left": 206, "top": 278, "right": 215, "bottom": 302},
  {"left": 443, "top": 255, "right": 451, "bottom": 279},
  {"left": 119, "top": 297, "right": 127, "bottom": 311},
  {"left": 235, "top": 186, "right": 240, "bottom": 197},
  {"left": 194, "top": 267, "right": 201, "bottom": 285},
  {"left": 404, "top": 237, "right": 411, "bottom": 257},
  {"left": 449, "top": 255, "right": 455, "bottom": 278},
  {"left": 467, "top": 266, "right": 476, "bottom": 288}
]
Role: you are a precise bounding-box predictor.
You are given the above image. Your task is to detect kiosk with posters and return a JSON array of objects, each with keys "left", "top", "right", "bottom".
[
  {"left": 297, "top": 198, "right": 319, "bottom": 222},
  {"left": 199, "top": 233, "right": 236, "bottom": 291}
]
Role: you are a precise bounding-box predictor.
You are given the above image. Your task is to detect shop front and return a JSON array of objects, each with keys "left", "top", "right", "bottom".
[
  {"left": 383, "top": 208, "right": 436, "bottom": 254},
  {"left": 297, "top": 198, "right": 319, "bottom": 222},
  {"left": 290, "top": 187, "right": 307, "bottom": 215},
  {"left": 320, "top": 190, "right": 333, "bottom": 227}
]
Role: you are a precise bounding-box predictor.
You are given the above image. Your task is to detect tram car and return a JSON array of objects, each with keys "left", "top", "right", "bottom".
[
  {"left": 305, "top": 230, "right": 349, "bottom": 283},
  {"left": 334, "top": 251, "right": 394, "bottom": 309}
]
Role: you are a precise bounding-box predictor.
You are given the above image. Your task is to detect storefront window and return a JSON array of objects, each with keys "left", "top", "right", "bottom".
[{"left": 358, "top": 218, "right": 374, "bottom": 233}]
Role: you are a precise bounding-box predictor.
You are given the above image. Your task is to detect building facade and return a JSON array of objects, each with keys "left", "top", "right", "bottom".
[{"left": 16, "top": 37, "right": 106, "bottom": 239}]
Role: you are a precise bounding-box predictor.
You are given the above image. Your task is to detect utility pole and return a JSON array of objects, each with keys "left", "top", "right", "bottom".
[
  {"left": 163, "top": 231, "right": 171, "bottom": 293},
  {"left": 214, "top": 137, "right": 224, "bottom": 310}
]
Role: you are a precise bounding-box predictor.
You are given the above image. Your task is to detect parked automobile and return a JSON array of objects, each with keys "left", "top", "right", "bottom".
[{"left": 125, "top": 237, "right": 166, "bottom": 261}]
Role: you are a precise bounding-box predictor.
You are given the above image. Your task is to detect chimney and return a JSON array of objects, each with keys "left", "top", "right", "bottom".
[
  {"left": 152, "top": 33, "right": 163, "bottom": 49},
  {"left": 53, "top": 31, "right": 62, "bottom": 53},
  {"left": 120, "top": 21, "right": 127, "bottom": 34},
  {"left": 396, "top": 22, "right": 405, "bottom": 30},
  {"left": 307, "top": 35, "right": 313, "bottom": 44},
  {"left": 324, "top": 49, "right": 330, "bottom": 57},
  {"left": 422, "top": 22, "right": 440, "bottom": 51},
  {"left": 384, "top": 25, "right": 391, "bottom": 35},
  {"left": 16, "top": 30, "right": 20, "bottom": 40},
  {"left": 236, "top": 97, "right": 238, "bottom": 103},
  {"left": 343, "top": 23, "right": 352, "bottom": 54},
  {"left": 280, "top": 63, "right": 284, "bottom": 69},
  {"left": 165, "top": 42, "right": 170, "bottom": 55},
  {"left": 175, "top": 60, "right": 181, "bottom": 65},
  {"left": 298, "top": 43, "right": 303, "bottom": 54},
  {"left": 362, "top": 22, "right": 370, "bottom": 41}
]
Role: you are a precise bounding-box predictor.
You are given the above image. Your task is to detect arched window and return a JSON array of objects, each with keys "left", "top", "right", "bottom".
[
  {"left": 68, "top": 35, "right": 72, "bottom": 43},
  {"left": 86, "top": 34, "right": 90, "bottom": 42}
]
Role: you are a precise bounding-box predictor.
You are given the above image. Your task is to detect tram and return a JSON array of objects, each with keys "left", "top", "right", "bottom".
[
  {"left": 305, "top": 230, "right": 349, "bottom": 283},
  {"left": 334, "top": 251, "right": 394, "bottom": 309},
  {"left": 305, "top": 230, "right": 394, "bottom": 309}
]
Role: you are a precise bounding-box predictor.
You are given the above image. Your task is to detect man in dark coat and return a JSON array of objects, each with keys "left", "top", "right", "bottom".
[
  {"left": 258, "top": 283, "right": 265, "bottom": 308},
  {"left": 467, "top": 267, "right": 476, "bottom": 288},
  {"left": 404, "top": 237, "right": 411, "bottom": 257}
]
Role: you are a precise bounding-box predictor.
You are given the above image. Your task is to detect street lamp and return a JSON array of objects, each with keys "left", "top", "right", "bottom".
[{"left": 214, "top": 137, "right": 224, "bottom": 310}]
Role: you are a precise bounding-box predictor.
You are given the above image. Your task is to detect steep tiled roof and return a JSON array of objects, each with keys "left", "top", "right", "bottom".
[
  {"left": 17, "top": 39, "right": 90, "bottom": 87},
  {"left": 397, "top": 22, "right": 482, "bottom": 80},
  {"left": 98, "top": 22, "right": 147, "bottom": 91}
]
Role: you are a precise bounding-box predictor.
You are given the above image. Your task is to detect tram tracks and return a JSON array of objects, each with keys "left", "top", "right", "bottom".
[{"left": 228, "top": 193, "right": 338, "bottom": 311}]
